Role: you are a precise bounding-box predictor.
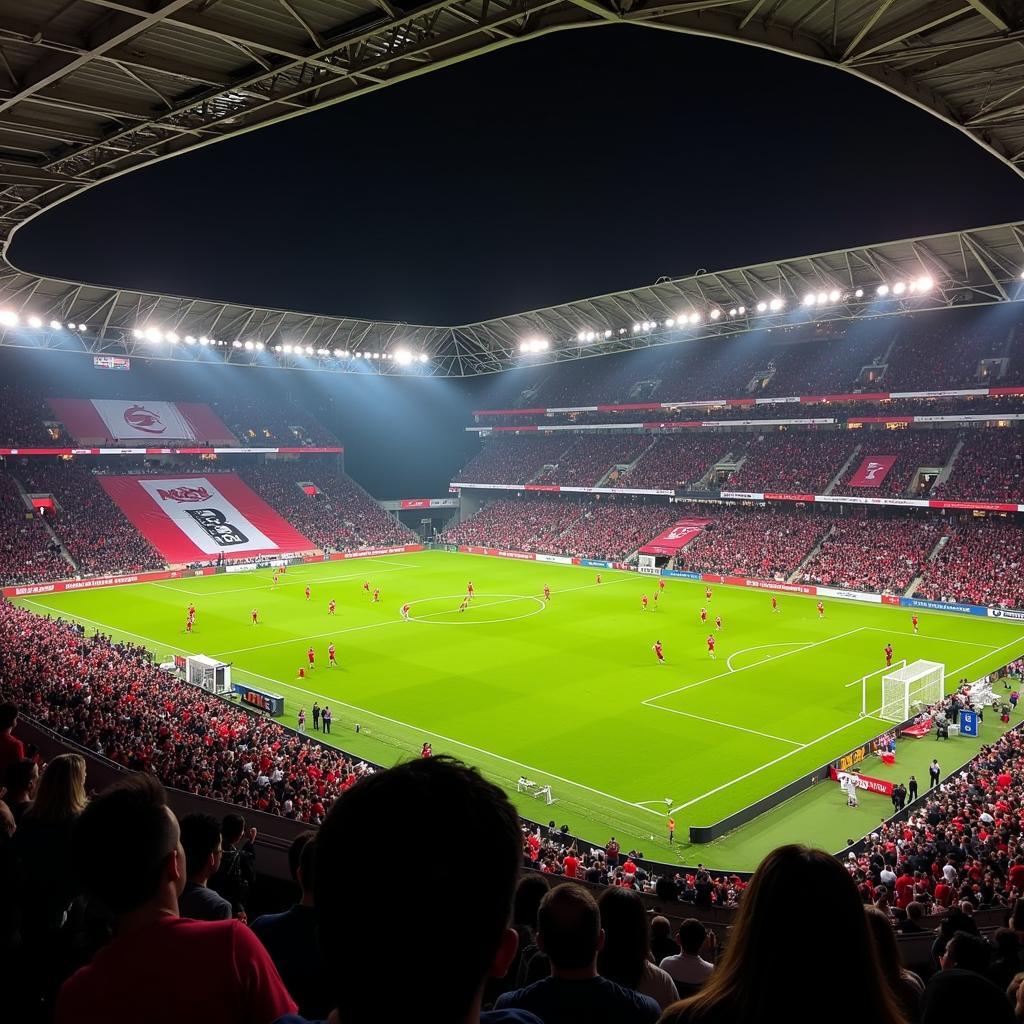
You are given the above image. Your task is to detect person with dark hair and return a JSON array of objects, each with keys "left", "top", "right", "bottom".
[
  {"left": 177, "top": 813, "right": 231, "bottom": 921},
  {"left": 989, "top": 929, "right": 1022, "bottom": 991},
  {"left": 252, "top": 833, "right": 331, "bottom": 1021},
  {"left": 0, "top": 701, "right": 24, "bottom": 780},
  {"left": 923, "top": 931, "right": 1012, "bottom": 1024},
  {"left": 497, "top": 873, "right": 551, "bottom": 995},
  {"left": 4, "top": 757, "right": 39, "bottom": 825},
  {"left": 657, "top": 846, "right": 907, "bottom": 1024},
  {"left": 650, "top": 916, "right": 679, "bottom": 966},
  {"left": 865, "top": 906, "right": 924, "bottom": 1021},
  {"left": 495, "top": 884, "right": 660, "bottom": 1023},
  {"left": 279, "top": 756, "right": 540, "bottom": 1024},
  {"left": 56, "top": 774, "right": 294, "bottom": 1024},
  {"left": 940, "top": 930, "right": 993, "bottom": 975},
  {"left": 660, "top": 918, "right": 715, "bottom": 990},
  {"left": 597, "top": 888, "right": 678, "bottom": 1009},
  {"left": 210, "top": 811, "right": 256, "bottom": 917}
]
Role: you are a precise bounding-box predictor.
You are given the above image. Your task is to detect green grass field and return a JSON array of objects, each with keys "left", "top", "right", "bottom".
[{"left": 15, "top": 550, "right": 1024, "bottom": 869}]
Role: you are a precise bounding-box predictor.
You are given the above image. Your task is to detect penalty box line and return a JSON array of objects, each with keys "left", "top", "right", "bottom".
[
  {"left": 19, "top": 598, "right": 664, "bottom": 822},
  {"left": 667, "top": 631, "right": 1024, "bottom": 817}
]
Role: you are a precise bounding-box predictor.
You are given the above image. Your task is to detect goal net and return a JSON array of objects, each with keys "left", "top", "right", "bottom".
[{"left": 880, "top": 660, "right": 945, "bottom": 723}]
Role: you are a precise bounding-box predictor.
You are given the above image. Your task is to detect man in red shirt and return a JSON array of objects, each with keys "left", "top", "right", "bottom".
[
  {"left": 328, "top": 599, "right": 336, "bottom": 616},
  {"left": 563, "top": 848, "right": 579, "bottom": 878},
  {"left": 307, "top": 647, "right": 315, "bottom": 670},
  {"left": 56, "top": 774, "right": 294, "bottom": 1024},
  {"left": 707, "top": 635, "right": 716, "bottom": 659},
  {"left": 0, "top": 702, "right": 25, "bottom": 781}
]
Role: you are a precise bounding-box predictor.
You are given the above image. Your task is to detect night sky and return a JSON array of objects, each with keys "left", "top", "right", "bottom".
[{"left": 11, "top": 26, "right": 1024, "bottom": 325}]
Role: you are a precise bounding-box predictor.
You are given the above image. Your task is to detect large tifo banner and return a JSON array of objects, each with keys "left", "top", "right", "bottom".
[
  {"left": 98, "top": 474, "right": 314, "bottom": 562},
  {"left": 639, "top": 518, "right": 711, "bottom": 556},
  {"left": 847, "top": 454, "right": 897, "bottom": 488},
  {"left": 47, "top": 398, "right": 237, "bottom": 444}
]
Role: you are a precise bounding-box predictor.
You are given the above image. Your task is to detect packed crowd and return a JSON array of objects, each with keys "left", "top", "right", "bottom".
[
  {"left": 800, "top": 515, "right": 945, "bottom": 594},
  {"left": 725, "top": 433, "right": 857, "bottom": 494},
  {"left": 0, "top": 472, "right": 70, "bottom": 585},
  {"left": 211, "top": 394, "right": 339, "bottom": 448},
  {"left": 612, "top": 436, "right": 735, "bottom": 491},
  {"left": 674, "top": 507, "right": 828, "bottom": 579},
  {"left": 0, "top": 603, "right": 375, "bottom": 823},
  {"left": 835, "top": 431, "right": 959, "bottom": 497},
  {"left": 455, "top": 436, "right": 569, "bottom": 485},
  {"left": 0, "top": 383, "right": 61, "bottom": 447},
  {"left": 237, "top": 460, "right": 414, "bottom": 552},
  {"left": 440, "top": 498, "right": 586, "bottom": 552},
  {"left": 550, "top": 503, "right": 679, "bottom": 561},
  {"left": 915, "top": 518, "right": 1024, "bottom": 609},
  {"left": 13, "top": 461, "right": 163, "bottom": 577},
  {"left": 935, "top": 431, "right": 1024, "bottom": 503},
  {"left": 536, "top": 436, "right": 653, "bottom": 487}
]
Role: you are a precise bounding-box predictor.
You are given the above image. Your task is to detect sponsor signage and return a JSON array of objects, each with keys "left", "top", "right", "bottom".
[
  {"left": 577, "top": 558, "right": 613, "bottom": 568},
  {"left": 534, "top": 554, "right": 573, "bottom": 564},
  {"left": 93, "top": 355, "right": 130, "bottom": 371},
  {"left": 831, "top": 767, "right": 894, "bottom": 798},
  {"left": 232, "top": 683, "right": 285, "bottom": 717},
  {"left": 989, "top": 607, "right": 1024, "bottom": 621},
  {"left": 329, "top": 545, "right": 425, "bottom": 560},
  {"left": 815, "top": 586, "right": 882, "bottom": 604},
  {"left": 900, "top": 596, "right": 988, "bottom": 616},
  {"left": 2, "top": 568, "right": 185, "bottom": 598}
]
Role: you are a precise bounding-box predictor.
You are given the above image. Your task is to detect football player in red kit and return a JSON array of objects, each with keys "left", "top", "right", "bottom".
[
  {"left": 641, "top": 595, "right": 649, "bottom": 611},
  {"left": 251, "top": 608, "right": 259, "bottom": 625},
  {"left": 658, "top": 579, "right": 665, "bottom": 592},
  {"left": 705, "top": 587, "right": 712, "bottom": 602},
  {"left": 458, "top": 597, "right": 469, "bottom": 613},
  {"left": 467, "top": 581, "right": 474, "bottom": 600},
  {"left": 707, "top": 634, "right": 716, "bottom": 659},
  {"left": 596, "top": 573, "right": 602, "bottom": 585},
  {"left": 307, "top": 646, "right": 316, "bottom": 669},
  {"left": 771, "top": 596, "right": 779, "bottom": 613},
  {"left": 184, "top": 615, "right": 193, "bottom": 634},
  {"left": 363, "top": 580, "right": 370, "bottom": 593},
  {"left": 715, "top": 614, "right": 722, "bottom": 632},
  {"left": 328, "top": 643, "right": 337, "bottom": 667},
  {"left": 700, "top": 607, "right": 707, "bottom": 624},
  {"left": 372, "top": 588, "right": 381, "bottom": 603},
  {"left": 653, "top": 640, "right": 665, "bottom": 664},
  {"left": 817, "top": 600, "right": 825, "bottom": 619},
  {"left": 272, "top": 572, "right": 279, "bottom": 589},
  {"left": 543, "top": 585, "right": 551, "bottom": 602},
  {"left": 652, "top": 589, "right": 660, "bottom": 607},
  {"left": 305, "top": 585, "right": 311, "bottom": 601},
  {"left": 912, "top": 614, "right": 919, "bottom": 634},
  {"left": 884, "top": 643, "right": 894, "bottom": 667},
  {"left": 328, "top": 599, "right": 336, "bottom": 616},
  {"left": 401, "top": 602, "right": 411, "bottom": 620}
]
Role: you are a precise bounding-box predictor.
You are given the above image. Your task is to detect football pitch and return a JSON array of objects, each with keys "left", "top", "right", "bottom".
[{"left": 15, "top": 550, "right": 1024, "bottom": 868}]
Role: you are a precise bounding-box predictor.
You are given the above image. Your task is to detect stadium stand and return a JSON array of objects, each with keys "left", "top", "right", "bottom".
[
  {"left": 13, "top": 461, "right": 163, "bottom": 577},
  {"left": 545, "top": 502, "right": 679, "bottom": 561},
  {"left": 535, "top": 435, "right": 653, "bottom": 487},
  {"left": 441, "top": 498, "right": 587, "bottom": 553},
  {"left": 915, "top": 517, "right": 1024, "bottom": 609},
  {"left": 673, "top": 506, "right": 828, "bottom": 579},
  {"left": 933, "top": 430, "right": 1024, "bottom": 503},
  {"left": 0, "top": 471, "right": 70, "bottom": 585},
  {"left": 455, "top": 435, "right": 569, "bottom": 484},
  {"left": 236, "top": 459, "right": 414, "bottom": 551},
  {"left": 799, "top": 514, "right": 945, "bottom": 594},
  {"left": 833, "top": 430, "right": 960, "bottom": 497},
  {"left": 612, "top": 435, "right": 735, "bottom": 491},
  {"left": 724, "top": 433, "right": 856, "bottom": 494},
  {"left": 0, "top": 383, "right": 62, "bottom": 447}
]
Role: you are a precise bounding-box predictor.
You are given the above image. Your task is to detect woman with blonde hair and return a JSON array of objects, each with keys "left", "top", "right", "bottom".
[
  {"left": 657, "top": 845, "right": 907, "bottom": 1024},
  {"left": 14, "top": 753, "right": 89, "bottom": 935}
]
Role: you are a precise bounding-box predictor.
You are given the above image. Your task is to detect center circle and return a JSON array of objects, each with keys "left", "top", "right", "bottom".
[{"left": 405, "top": 593, "right": 546, "bottom": 625}]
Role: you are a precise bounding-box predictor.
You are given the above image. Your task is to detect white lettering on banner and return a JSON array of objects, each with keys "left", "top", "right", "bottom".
[
  {"left": 989, "top": 608, "right": 1024, "bottom": 621},
  {"left": 889, "top": 389, "right": 986, "bottom": 399},
  {"left": 138, "top": 477, "right": 276, "bottom": 555},
  {"left": 10, "top": 583, "right": 57, "bottom": 596},
  {"left": 756, "top": 396, "right": 801, "bottom": 404},
  {"left": 534, "top": 554, "right": 573, "bottom": 564},
  {"left": 91, "top": 400, "right": 196, "bottom": 441},
  {"left": 639, "top": 565, "right": 660, "bottom": 575},
  {"left": 719, "top": 491, "right": 766, "bottom": 501},
  {"left": 743, "top": 578, "right": 815, "bottom": 595},
  {"left": 914, "top": 414, "right": 1024, "bottom": 423},
  {"left": 816, "top": 494, "right": 931, "bottom": 508}
]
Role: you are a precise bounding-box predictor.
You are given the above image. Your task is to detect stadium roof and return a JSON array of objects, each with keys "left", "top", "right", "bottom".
[{"left": 2, "top": 1, "right": 1024, "bottom": 376}]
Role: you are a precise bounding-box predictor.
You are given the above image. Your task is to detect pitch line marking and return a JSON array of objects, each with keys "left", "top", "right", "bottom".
[
  {"left": 857, "top": 626, "right": 1000, "bottom": 650},
  {"left": 724, "top": 642, "right": 813, "bottom": 672},
  {"left": 667, "top": 631, "right": 1024, "bottom": 817},
  {"left": 149, "top": 565, "right": 411, "bottom": 598},
  {"left": 641, "top": 627, "right": 867, "bottom": 706},
  {"left": 18, "top": 599, "right": 663, "bottom": 821},
  {"left": 643, "top": 705, "right": 804, "bottom": 747},
  {"left": 408, "top": 594, "right": 547, "bottom": 625}
]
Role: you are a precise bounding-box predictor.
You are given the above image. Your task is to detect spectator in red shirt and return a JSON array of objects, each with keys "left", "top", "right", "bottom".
[
  {"left": 0, "top": 701, "right": 24, "bottom": 781},
  {"left": 56, "top": 773, "right": 295, "bottom": 1024}
]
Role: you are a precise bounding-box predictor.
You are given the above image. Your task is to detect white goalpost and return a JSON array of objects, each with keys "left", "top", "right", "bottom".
[{"left": 879, "top": 660, "right": 945, "bottom": 723}]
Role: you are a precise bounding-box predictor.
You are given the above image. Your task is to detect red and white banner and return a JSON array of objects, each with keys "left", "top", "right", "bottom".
[
  {"left": 847, "top": 455, "right": 897, "bottom": 488},
  {"left": 3, "top": 568, "right": 187, "bottom": 599},
  {"left": 639, "top": 519, "right": 711, "bottom": 556},
  {"left": 92, "top": 399, "right": 195, "bottom": 440},
  {"left": 47, "top": 398, "right": 238, "bottom": 445},
  {"left": 98, "top": 474, "right": 314, "bottom": 562},
  {"left": 328, "top": 545, "right": 425, "bottom": 560},
  {"left": 830, "top": 766, "right": 893, "bottom": 798}
]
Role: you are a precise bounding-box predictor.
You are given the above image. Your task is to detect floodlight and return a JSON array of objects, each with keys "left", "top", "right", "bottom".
[
  {"left": 632, "top": 323, "right": 640, "bottom": 333},
  {"left": 829, "top": 289, "right": 840, "bottom": 302},
  {"left": 769, "top": 298, "right": 784, "bottom": 311},
  {"left": 604, "top": 329, "right": 612, "bottom": 338},
  {"left": 132, "top": 328, "right": 143, "bottom": 338},
  {"left": 0, "top": 311, "right": 19, "bottom": 327},
  {"left": 577, "top": 331, "right": 586, "bottom": 342},
  {"left": 729, "top": 308, "right": 737, "bottom": 317},
  {"left": 893, "top": 281, "right": 906, "bottom": 295},
  {"left": 199, "top": 336, "right": 210, "bottom": 346},
  {"left": 305, "top": 346, "right": 314, "bottom": 355},
  {"left": 395, "top": 349, "right": 413, "bottom": 365},
  {"left": 665, "top": 318, "right": 675, "bottom": 327},
  {"left": 244, "top": 341, "right": 254, "bottom": 351},
  {"left": 185, "top": 336, "right": 196, "bottom": 345},
  {"left": 710, "top": 309, "right": 721, "bottom": 320},
  {"left": 737, "top": 306, "right": 746, "bottom": 315},
  {"left": 166, "top": 332, "right": 179, "bottom": 343},
  {"left": 816, "top": 292, "right": 828, "bottom": 305},
  {"left": 232, "top": 340, "right": 242, "bottom": 348},
  {"left": 27, "top": 316, "right": 42, "bottom": 329},
  {"left": 688, "top": 312, "right": 700, "bottom": 325},
  {"left": 756, "top": 301, "right": 767, "bottom": 313},
  {"left": 283, "top": 344, "right": 293, "bottom": 354},
  {"left": 854, "top": 288, "right": 864, "bottom": 298},
  {"left": 419, "top": 353, "right": 429, "bottom": 363},
  {"left": 876, "top": 284, "right": 889, "bottom": 296},
  {"left": 145, "top": 327, "right": 162, "bottom": 342},
  {"left": 803, "top": 294, "right": 816, "bottom": 306},
  {"left": 917, "top": 276, "right": 933, "bottom": 291}
]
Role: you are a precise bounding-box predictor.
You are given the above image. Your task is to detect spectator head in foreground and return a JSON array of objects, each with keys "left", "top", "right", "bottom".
[
  {"left": 537, "top": 883, "right": 603, "bottom": 973},
  {"left": 315, "top": 756, "right": 523, "bottom": 1024},
  {"left": 23, "top": 752, "right": 87, "bottom": 824},
  {"left": 658, "top": 845, "right": 907, "bottom": 1024}
]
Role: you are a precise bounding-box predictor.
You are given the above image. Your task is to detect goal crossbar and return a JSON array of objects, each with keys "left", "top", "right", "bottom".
[{"left": 880, "top": 660, "right": 945, "bottom": 723}]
